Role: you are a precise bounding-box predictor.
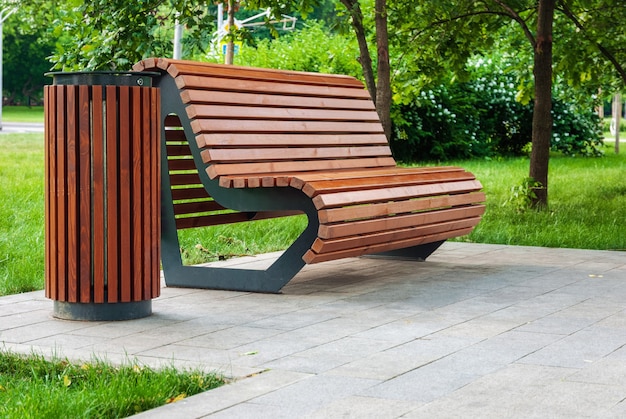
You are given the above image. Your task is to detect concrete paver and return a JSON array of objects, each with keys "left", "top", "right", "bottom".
[{"left": 1, "top": 242, "right": 625, "bottom": 417}]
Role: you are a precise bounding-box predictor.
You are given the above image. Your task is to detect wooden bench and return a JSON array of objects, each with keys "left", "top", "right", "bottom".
[{"left": 133, "top": 58, "right": 486, "bottom": 293}]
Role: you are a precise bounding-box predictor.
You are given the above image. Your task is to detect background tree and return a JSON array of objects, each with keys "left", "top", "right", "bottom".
[
  {"left": 2, "top": 9, "right": 54, "bottom": 105},
  {"left": 387, "top": 0, "right": 626, "bottom": 207}
]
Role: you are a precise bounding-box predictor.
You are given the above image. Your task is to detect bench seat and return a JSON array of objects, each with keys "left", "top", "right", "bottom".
[{"left": 134, "top": 58, "right": 486, "bottom": 292}]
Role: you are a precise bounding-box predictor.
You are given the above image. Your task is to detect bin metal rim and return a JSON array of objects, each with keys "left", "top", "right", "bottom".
[{"left": 45, "top": 71, "right": 160, "bottom": 87}]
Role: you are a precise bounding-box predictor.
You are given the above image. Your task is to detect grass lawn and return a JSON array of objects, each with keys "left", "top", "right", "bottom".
[
  {"left": 2, "top": 106, "right": 44, "bottom": 123},
  {"left": 456, "top": 149, "right": 626, "bottom": 250},
  {"left": 0, "top": 350, "right": 224, "bottom": 418}
]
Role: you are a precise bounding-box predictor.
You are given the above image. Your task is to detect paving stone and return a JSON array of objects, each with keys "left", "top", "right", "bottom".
[
  {"left": 303, "top": 396, "right": 422, "bottom": 419},
  {"left": 246, "top": 374, "right": 381, "bottom": 417},
  {"left": 518, "top": 326, "right": 626, "bottom": 369},
  {"left": 130, "top": 369, "right": 312, "bottom": 418}
]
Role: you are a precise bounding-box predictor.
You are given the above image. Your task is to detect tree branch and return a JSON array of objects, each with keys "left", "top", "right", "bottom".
[
  {"left": 558, "top": 2, "right": 626, "bottom": 86},
  {"left": 491, "top": 0, "right": 535, "bottom": 46}
]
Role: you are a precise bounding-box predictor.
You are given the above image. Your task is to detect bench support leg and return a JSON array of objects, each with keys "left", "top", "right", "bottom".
[{"left": 368, "top": 240, "right": 446, "bottom": 261}]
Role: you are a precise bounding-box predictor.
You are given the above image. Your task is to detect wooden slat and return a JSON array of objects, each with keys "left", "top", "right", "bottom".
[
  {"left": 119, "top": 86, "right": 132, "bottom": 303},
  {"left": 78, "top": 85, "right": 92, "bottom": 303},
  {"left": 168, "top": 158, "right": 196, "bottom": 171},
  {"left": 44, "top": 87, "right": 53, "bottom": 299},
  {"left": 207, "top": 157, "right": 397, "bottom": 178},
  {"left": 301, "top": 170, "right": 477, "bottom": 198},
  {"left": 171, "top": 187, "right": 212, "bottom": 201},
  {"left": 182, "top": 90, "right": 375, "bottom": 110},
  {"left": 303, "top": 228, "right": 475, "bottom": 264},
  {"left": 175, "top": 209, "right": 302, "bottom": 229},
  {"left": 187, "top": 105, "right": 380, "bottom": 121},
  {"left": 173, "top": 200, "right": 225, "bottom": 215},
  {"left": 92, "top": 86, "right": 105, "bottom": 303},
  {"left": 312, "top": 217, "right": 481, "bottom": 254},
  {"left": 313, "top": 180, "right": 483, "bottom": 209},
  {"left": 191, "top": 119, "right": 383, "bottom": 134},
  {"left": 167, "top": 144, "right": 194, "bottom": 157},
  {"left": 176, "top": 212, "right": 252, "bottom": 229},
  {"left": 170, "top": 172, "right": 203, "bottom": 186},
  {"left": 151, "top": 87, "right": 161, "bottom": 299},
  {"left": 319, "top": 192, "right": 486, "bottom": 223},
  {"left": 132, "top": 86, "right": 144, "bottom": 301},
  {"left": 66, "top": 85, "right": 78, "bottom": 302},
  {"left": 50, "top": 86, "right": 67, "bottom": 301},
  {"left": 197, "top": 133, "right": 388, "bottom": 148},
  {"left": 159, "top": 60, "right": 365, "bottom": 87},
  {"left": 318, "top": 205, "right": 486, "bottom": 239},
  {"left": 176, "top": 75, "right": 371, "bottom": 99},
  {"left": 165, "top": 114, "right": 183, "bottom": 127},
  {"left": 165, "top": 129, "right": 187, "bottom": 141},
  {"left": 202, "top": 146, "right": 392, "bottom": 164},
  {"left": 106, "top": 85, "right": 119, "bottom": 302},
  {"left": 290, "top": 166, "right": 464, "bottom": 190}
]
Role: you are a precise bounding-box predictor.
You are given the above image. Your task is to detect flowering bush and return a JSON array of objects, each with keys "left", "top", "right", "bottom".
[{"left": 391, "top": 60, "right": 603, "bottom": 162}]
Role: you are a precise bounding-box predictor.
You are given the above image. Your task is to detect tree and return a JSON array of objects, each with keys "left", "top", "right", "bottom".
[
  {"left": 50, "top": 0, "right": 216, "bottom": 70},
  {"left": 529, "top": 0, "right": 555, "bottom": 208},
  {"left": 1, "top": 1, "right": 56, "bottom": 105},
  {"left": 388, "top": 0, "right": 626, "bottom": 208}
]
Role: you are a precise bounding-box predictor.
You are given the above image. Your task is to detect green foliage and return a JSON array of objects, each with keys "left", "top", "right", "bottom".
[
  {"left": 0, "top": 350, "right": 224, "bottom": 418},
  {"left": 551, "top": 100, "right": 604, "bottom": 157},
  {"left": 1, "top": 11, "right": 54, "bottom": 104},
  {"left": 504, "top": 177, "right": 542, "bottom": 213},
  {"left": 50, "top": 1, "right": 216, "bottom": 70},
  {"left": 390, "top": 57, "right": 605, "bottom": 162},
  {"left": 213, "top": 22, "right": 362, "bottom": 77}
]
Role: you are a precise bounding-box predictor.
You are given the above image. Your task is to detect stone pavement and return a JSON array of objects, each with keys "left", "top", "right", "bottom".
[
  {"left": 0, "top": 122, "right": 44, "bottom": 133},
  {"left": 2, "top": 242, "right": 626, "bottom": 418}
]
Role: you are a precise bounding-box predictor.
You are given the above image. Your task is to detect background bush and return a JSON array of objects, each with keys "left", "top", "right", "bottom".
[
  {"left": 390, "top": 60, "right": 604, "bottom": 162},
  {"left": 215, "top": 22, "right": 362, "bottom": 77}
]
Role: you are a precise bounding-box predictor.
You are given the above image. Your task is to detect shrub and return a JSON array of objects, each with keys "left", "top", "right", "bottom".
[
  {"left": 224, "top": 22, "right": 362, "bottom": 77},
  {"left": 391, "top": 60, "right": 604, "bottom": 162}
]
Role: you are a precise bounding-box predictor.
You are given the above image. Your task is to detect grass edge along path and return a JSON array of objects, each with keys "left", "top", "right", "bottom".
[{"left": 0, "top": 349, "right": 225, "bottom": 418}]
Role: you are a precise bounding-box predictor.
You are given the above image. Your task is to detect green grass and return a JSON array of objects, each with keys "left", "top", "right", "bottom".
[
  {"left": 0, "top": 350, "right": 224, "bottom": 418},
  {"left": 2, "top": 133, "right": 626, "bottom": 295},
  {"left": 2, "top": 106, "right": 44, "bottom": 123},
  {"left": 0, "top": 134, "right": 45, "bottom": 296},
  {"left": 178, "top": 216, "right": 307, "bottom": 265},
  {"left": 455, "top": 148, "right": 626, "bottom": 250}
]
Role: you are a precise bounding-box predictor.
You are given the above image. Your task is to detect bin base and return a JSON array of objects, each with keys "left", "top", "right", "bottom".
[{"left": 53, "top": 300, "right": 152, "bottom": 321}]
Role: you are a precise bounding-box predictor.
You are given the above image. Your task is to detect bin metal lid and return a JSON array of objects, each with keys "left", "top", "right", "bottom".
[{"left": 45, "top": 71, "right": 160, "bottom": 87}]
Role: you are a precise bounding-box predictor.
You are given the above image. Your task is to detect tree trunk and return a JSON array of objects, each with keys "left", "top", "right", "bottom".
[
  {"left": 529, "top": 0, "right": 555, "bottom": 209},
  {"left": 375, "top": 0, "right": 392, "bottom": 140},
  {"left": 225, "top": 0, "right": 235, "bottom": 65},
  {"left": 339, "top": 0, "right": 377, "bottom": 104}
]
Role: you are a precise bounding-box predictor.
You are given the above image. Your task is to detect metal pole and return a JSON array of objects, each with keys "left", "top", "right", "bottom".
[
  {"left": 173, "top": 20, "right": 183, "bottom": 59},
  {"left": 614, "top": 93, "right": 621, "bottom": 154}
]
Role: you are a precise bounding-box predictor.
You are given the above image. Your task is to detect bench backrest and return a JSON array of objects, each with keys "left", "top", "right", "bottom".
[{"left": 136, "top": 58, "right": 395, "bottom": 183}]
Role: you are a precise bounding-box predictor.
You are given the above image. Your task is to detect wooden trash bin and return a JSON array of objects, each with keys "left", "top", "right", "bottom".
[{"left": 44, "top": 72, "right": 161, "bottom": 320}]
